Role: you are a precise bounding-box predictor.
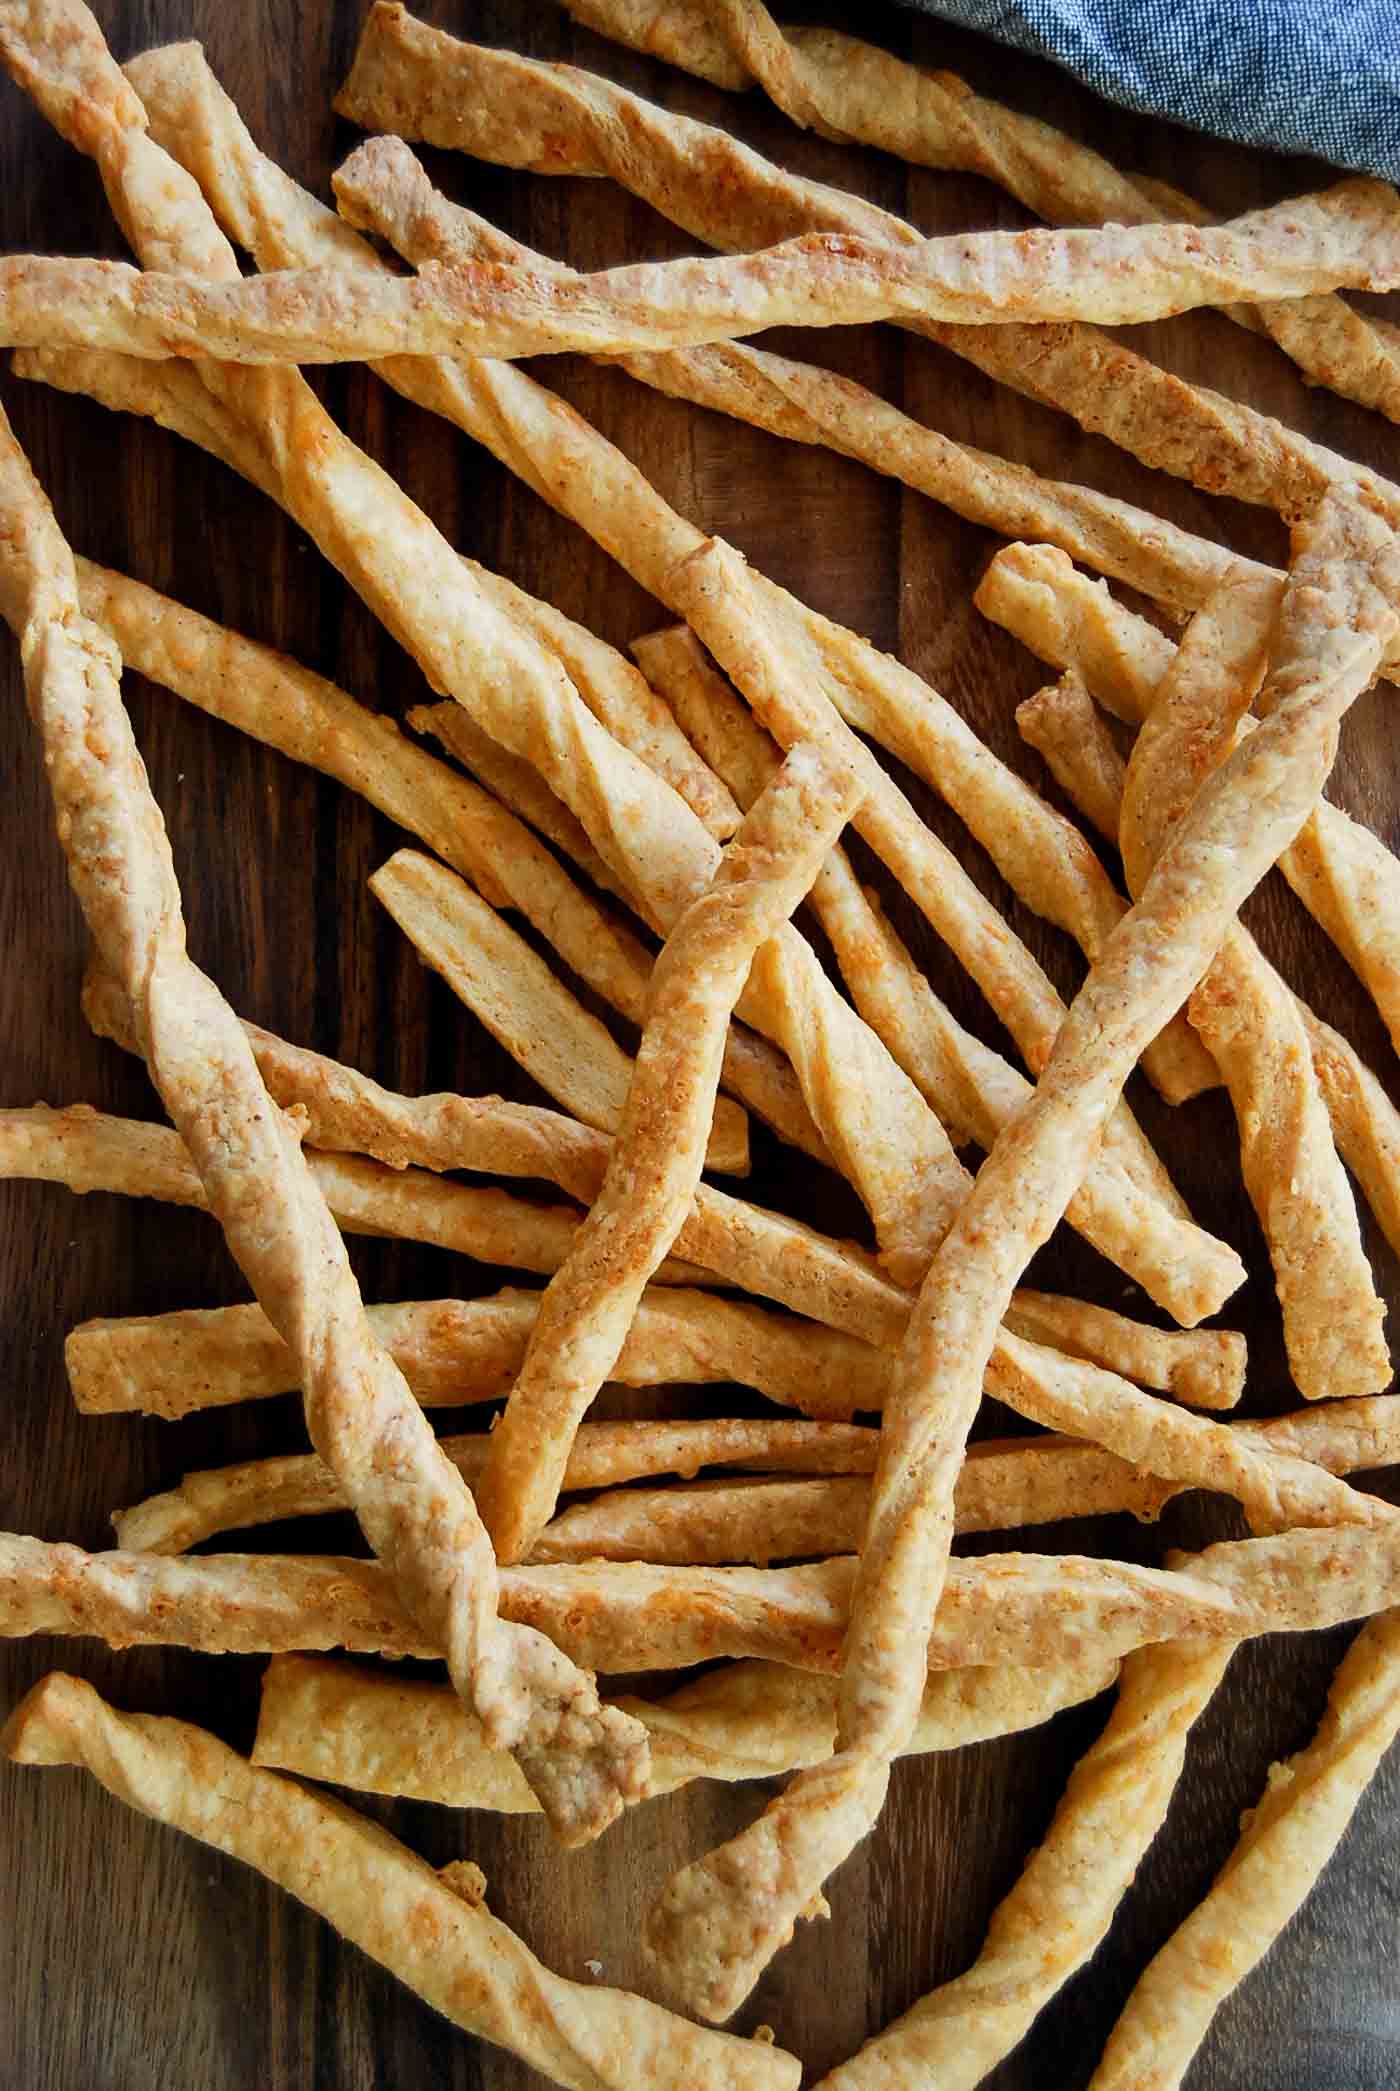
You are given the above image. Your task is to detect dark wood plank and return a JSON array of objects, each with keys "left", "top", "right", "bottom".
[{"left": 1, "top": 3, "right": 1398, "bottom": 2087}]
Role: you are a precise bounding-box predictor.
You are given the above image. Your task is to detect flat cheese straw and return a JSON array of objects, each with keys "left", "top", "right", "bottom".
[
  {"left": 251, "top": 1651, "right": 1122, "bottom": 1812},
  {"left": 1120, "top": 574, "right": 1388, "bottom": 1400},
  {"left": 1, "top": 1675, "right": 800, "bottom": 2091},
  {"left": 325, "top": 21, "right": 1400, "bottom": 641},
  {"left": 72, "top": 561, "right": 813, "bottom": 1164},
  {"left": 106, "top": 1393, "right": 1400, "bottom": 1556},
  {"left": 998, "top": 582, "right": 1400, "bottom": 1274},
  {"left": 550, "top": 0, "right": 1400, "bottom": 419},
  {"left": 65, "top": 57, "right": 1208, "bottom": 1296},
  {"left": 645, "top": 496, "right": 1400, "bottom": 2020},
  {"left": 333, "top": 145, "right": 1211, "bottom": 1112},
  {"left": 1088, "top": 1610, "right": 1400, "bottom": 2091},
  {"left": 480, "top": 741, "right": 865, "bottom": 1559},
  {"left": 6, "top": 171, "right": 1400, "bottom": 359},
  {"left": 999, "top": 1292, "right": 1243, "bottom": 1413},
  {"left": 0, "top": 394, "right": 640, "bottom": 1836},
  {"left": 10, "top": 1524, "right": 1400, "bottom": 1673},
  {"left": 0, "top": 1104, "right": 710, "bottom": 1287},
  {"left": 814, "top": 1639, "right": 1234, "bottom": 2090},
  {"left": 637, "top": 625, "right": 1225, "bottom": 1291},
  {"left": 985, "top": 543, "right": 1400, "bottom": 1062}
]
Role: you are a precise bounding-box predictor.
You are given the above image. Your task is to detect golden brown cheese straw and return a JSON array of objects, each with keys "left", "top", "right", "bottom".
[
  {"left": 550, "top": 0, "right": 1400, "bottom": 419},
  {"left": 815, "top": 1639, "right": 1234, "bottom": 2089},
  {"left": 330, "top": 140, "right": 1212, "bottom": 1111},
  {"left": 645, "top": 497, "right": 1400, "bottom": 2018},
  {"left": 50, "top": 67, "right": 969, "bottom": 1290},
  {"left": 0, "top": 1104, "right": 709, "bottom": 1287},
  {"left": 1001, "top": 565, "right": 1400, "bottom": 1274},
  {"left": 639, "top": 621, "right": 1219, "bottom": 1265},
  {"left": 1000, "top": 1291, "right": 1244, "bottom": 1413},
  {"left": 10, "top": 1525, "right": 1400, "bottom": 1674},
  {"left": 986, "top": 542, "right": 1400, "bottom": 1059},
  {"left": 327, "top": 15, "right": 1400, "bottom": 619},
  {"left": 7, "top": 171, "right": 1400, "bottom": 360},
  {"left": 0, "top": 344, "right": 643, "bottom": 1837},
  {"left": 114, "top": 1423, "right": 885, "bottom": 1556},
  {"left": 1088, "top": 1610, "right": 1400, "bottom": 2091},
  {"left": 73, "top": 54, "right": 1214, "bottom": 1303},
  {"left": 74, "top": 559, "right": 814, "bottom": 1162},
  {"left": 1119, "top": 574, "right": 1388, "bottom": 1400},
  {"left": 480, "top": 742, "right": 864, "bottom": 1558},
  {"left": 1, "top": 1674, "right": 799, "bottom": 2091},
  {"left": 1016, "top": 673, "right": 1128, "bottom": 847},
  {"left": 252, "top": 1652, "right": 1121, "bottom": 1811}
]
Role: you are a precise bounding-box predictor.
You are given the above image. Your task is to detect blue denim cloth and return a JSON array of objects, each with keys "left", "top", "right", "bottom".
[{"left": 904, "top": 1, "right": 1400, "bottom": 180}]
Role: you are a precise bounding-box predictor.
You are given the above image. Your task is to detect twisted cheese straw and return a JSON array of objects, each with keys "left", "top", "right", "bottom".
[
  {"left": 984, "top": 541, "right": 1400, "bottom": 1062},
  {"left": 643, "top": 500, "right": 1400, "bottom": 2019},
  {"left": 814, "top": 1640, "right": 1234, "bottom": 2089},
  {"left": 98, "top": 44, "right": 1228, "bottom": 1314},
  {"left": 545, "top": 0, "right": 1400, "bottom": 418},
  {"left": 1118, "top": 576, "right": 1388, "bottom": 1399},
  {"left": 329, "top": 14, "right": 1400, "bottom": 600},
  {"left": 478, "top": 740, "right": 865, "bottom": 1559},
  {"left": 1088, "top": 1609, "right": 1400, "bottom": 2090},
  {"left": 6, "top": 15, "right": 965, "bottom": 1287},
  {"left": 0, "top": 402, "right": 643, "bottom": 1840},
  {"left": 8, "top": 1523, "right": 1400, "bottom": 1673},
  {"left": 1, "top": 1674, "right": 801, "bottom": 2091}
]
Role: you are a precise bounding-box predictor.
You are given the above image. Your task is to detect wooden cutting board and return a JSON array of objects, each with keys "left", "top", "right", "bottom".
[{"left": 2, "top": 3, "right": 1399, "bottom": 2085}]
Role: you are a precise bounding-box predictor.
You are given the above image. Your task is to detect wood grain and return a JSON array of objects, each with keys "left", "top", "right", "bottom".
[{"left": 1, "top": 2, "right": 1398, "bottom": 2086}]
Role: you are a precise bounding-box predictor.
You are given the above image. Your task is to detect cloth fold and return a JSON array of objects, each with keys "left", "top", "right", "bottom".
[{"left": 907, "top": 0, "right": 1400, "bottom": 182}]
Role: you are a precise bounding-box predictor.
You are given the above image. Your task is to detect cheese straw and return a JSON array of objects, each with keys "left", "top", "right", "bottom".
[
  {"left": 643, "top": 501, "right": 1400, "bottom": 2019},
  {"left": 250, "top": 1651, "right": 1121, "bottom": 1810},
  {"left": 2, "top": 1674, "right": 801, "bottom": 2091},
  {"left": 479, "top": 740, "right": 864, "bottom": 1558}
]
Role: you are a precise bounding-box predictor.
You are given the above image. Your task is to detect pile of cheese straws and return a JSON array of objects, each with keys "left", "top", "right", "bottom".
[{"left": 4, "top": 0, "right": 1400, "bottom": 2082}]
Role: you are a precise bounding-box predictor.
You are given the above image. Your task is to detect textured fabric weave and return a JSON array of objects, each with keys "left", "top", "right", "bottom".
[{"left": 905, "top": 0, "right": 1400, "bottom": 180}]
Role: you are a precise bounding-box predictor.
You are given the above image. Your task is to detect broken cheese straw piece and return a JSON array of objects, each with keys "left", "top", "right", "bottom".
[
  {"left": 82, "top": 52, "right": 1207, "bottom": 1300},
  {"left": 1120, "top": 573, "right": 1389, "bottom": 1400},
  {"left": 1, "top": 1674, "right": 800, "bottom": 2091},
  {"left": 251, "top": 1650, "right": 1121, "bottom": 1812},
  {"left": 325, "top": 20, "right": 1400, "bottom": 640},
  {"left": 6, "top": 173, "right": 1400, "bottom": 359},
  {"left": 1088, "top": 1609, "right": 1400, "bottom": 2091},
  {"left": 644, "top": 497, "right": 1400, "bottom": 2021},
  {"left": 814, "top": 1639, "right": 1234, "bottom": 2090},
  {"left": 337, "top": 145, "right": 1213, "bottom": 1112},
  {"left": 102, "top": 1394, "right": 1400, "bottom": 1559},
  {"left": 0, "top": 1105, "right": 710, "bottom": 1287},
  {"left": 73, "top": 559, "right": 813, "bottom": 1165},
  {"left": 637, "top": 623, "right": 1225, "bottom": 1297},
  {"left": 9, "top": 1523, "right": 1400, "bottom": 1673},
  {"left": 987, "top": 543, "right": 1400, "bottom": 1065},
  {"left": 550, "top": 0, "right": 1400, "bottom": 419},
  {"left": 479, "top": 740, "right": 865, "bottom": 1561},
  {"left": 999, "top": 579, "right": 1400, "bottom": 1275},
  {"left": 0, "top": 387, "right": 639, "bottom": 1830}
]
